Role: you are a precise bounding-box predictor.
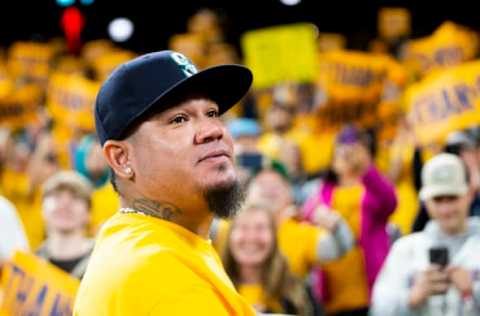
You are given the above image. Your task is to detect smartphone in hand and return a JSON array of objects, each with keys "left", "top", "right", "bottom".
[{"left": 429, "top": 246, "right": 449, "bottom": 268}]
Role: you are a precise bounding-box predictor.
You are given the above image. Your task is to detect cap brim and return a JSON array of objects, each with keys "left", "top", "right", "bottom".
[
  {"left": 419, "top": 185, "right": 468, "bottom": 201},
  {"left": 126, "top": 64, "right": 252, "bottom": 133}
]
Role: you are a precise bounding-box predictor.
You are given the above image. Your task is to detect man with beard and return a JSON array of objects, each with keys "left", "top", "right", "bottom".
[{"left": 73, "top": 51, "right": 254, "bottom": 315}]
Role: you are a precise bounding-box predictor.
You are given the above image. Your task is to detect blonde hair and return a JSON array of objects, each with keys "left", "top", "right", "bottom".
[{"left": 222, "top": 204, "right": 311, "bottom": 315}]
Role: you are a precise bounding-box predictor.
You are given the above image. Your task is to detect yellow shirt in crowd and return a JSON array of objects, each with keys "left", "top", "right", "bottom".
[
  {"left": 376, "top": 141, "right": 419, "bottom": 235},
  {"left": 276, "top": 218, "right": 324, "bottom": 277},
  {"left": 238, "top": 283, "right": 284, "bottom": 313},
  {"left": 322, "top": 184, "right": 369, "bottom": 314},
  {"left": 0, "top": 169, "right": 44, "bottom": 249},
  {"left": 388, "top": 143, "right": 418, "bottom": 234},
  {"left": 89, "top": 183, "right": 119, "bottom": 233},
  {"left": 257, "top": 124, "right": 336, "bottom": 175},
  {"left": 74, "top": 212, "right": 255, "bottom": 316}
]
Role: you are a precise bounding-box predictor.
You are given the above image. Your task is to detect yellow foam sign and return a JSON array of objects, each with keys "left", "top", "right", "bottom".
[
  {"left": 316, "top": 50, "right": 406, "bottom": 105},
  {"left": 313, "top": 51, "right": 406, "bottom": 128},
  {"left": 47, "top": 73, "right": 100, "bottom": 131},
  {"left": 316, "top": 102, "right": 381, "bottom": 129},
  {"left": 404, "top": 60, "right": 480, "bottom": 145},
  {"left": 7, "top": 42, "right": 55, "bottom": 85},
  {"left": 404, "top": 22, "right": 478, "bottom": 78},
  {"left": 0, "top": 84, "right": 42, "bottom": 129},
  {"left": 242, "top": 23, "right": 319, "bottom": 89},
  {"left": 0, "top": 251, "right": 79, "bottom": 316}
]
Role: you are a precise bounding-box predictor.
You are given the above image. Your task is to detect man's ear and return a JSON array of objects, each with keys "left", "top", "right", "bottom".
[{"left": 103, "top": 140, "right": 134, "bottom": 180}]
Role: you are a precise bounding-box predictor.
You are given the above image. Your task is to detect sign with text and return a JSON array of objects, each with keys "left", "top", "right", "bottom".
[
  {"left": 404, "top": 60, "right": 480, "bottom": 145},
  {"left": 0, "top": 84, "right": 42, "bottom": 129},
  {"left": 316, "top": 50, "right": 405, "bottom": 105},
  {"left": 7, "top": 42, "right": 56, "bottom": 85},
  {"left": 47, "top": 73, "right": 100, "bottom": 131},
  {"left": 404, "top": 22, "right": 478, "bottom": 78},
  {"left": 314, "top": 51, "right": 406, "bottom": 128},
  {"left": 0, "top": 251, "right": 79, "bottom": 316}
]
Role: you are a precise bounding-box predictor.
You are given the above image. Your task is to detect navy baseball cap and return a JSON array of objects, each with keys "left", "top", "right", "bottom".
[{"left": 95, "top": 50, "right": 253, "bottom": 145}]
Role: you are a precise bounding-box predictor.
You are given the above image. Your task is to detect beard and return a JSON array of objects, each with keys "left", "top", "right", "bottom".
[{"left": 202, "top": 170, "right": 245, "bottom": 219}]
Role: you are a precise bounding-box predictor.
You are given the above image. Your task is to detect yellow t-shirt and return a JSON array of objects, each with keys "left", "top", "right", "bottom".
[
  {"left": 74, "top": 212, "right": 255, "bottom": 316},
  {"left": 89, "top": 183, "right": 120, "bottom": 233},
  {"left": 388, "top": 143, "right": 419, "bottom": 235},
  {"left": 287, "top": 127, "right": 336, "bottom": 175},
  {"left": 257, "top": 127, "right": 335, "bottom": 175},
  {"left": 322, "top": 185, "right": 369, "bottom": 314},
  {"left": 376, "top": 140, "right": 418, "bottom": 235},
  {"left": 277, "top": 218, "right": 323, "bottom": 278},
  {"left": 0, "top": 169, "right": 44, "bottom": 249},
  {"left": 238, "top": 283, "right": 283, "bottom": 314}
]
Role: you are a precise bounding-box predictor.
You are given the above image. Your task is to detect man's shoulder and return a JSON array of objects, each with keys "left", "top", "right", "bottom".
[{"left": 75, "top": 248, "right": 207, "bottom": 315}]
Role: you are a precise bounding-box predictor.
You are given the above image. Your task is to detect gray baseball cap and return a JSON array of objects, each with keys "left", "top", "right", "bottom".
[
  {"left": 43, "top": 171, "right": 93, "bottom": 205},
  {"left": 419, "top": 153, "right": 469, "bottom": 200}
]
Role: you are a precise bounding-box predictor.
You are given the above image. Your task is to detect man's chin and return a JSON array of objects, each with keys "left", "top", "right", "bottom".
[
  {"left": 202, "top": 168, "right": 238, "bottom": 191},
  {"left": 203, "top": 178, "right": 244, "bottom": 219}
]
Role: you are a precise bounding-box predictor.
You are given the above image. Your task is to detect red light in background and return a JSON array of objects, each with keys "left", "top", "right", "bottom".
[{"left": 60, "top": 7, "right": 85, "bottom": 55}]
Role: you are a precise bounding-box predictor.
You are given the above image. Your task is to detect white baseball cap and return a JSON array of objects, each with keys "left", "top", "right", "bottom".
[{"left": 419, "top": 153, "right": 469, "bottom": 201}]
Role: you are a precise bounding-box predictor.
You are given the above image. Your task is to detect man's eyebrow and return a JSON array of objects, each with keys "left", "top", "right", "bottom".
[{"left": 143, "top": 108, "right": 175, "bottom": 121}]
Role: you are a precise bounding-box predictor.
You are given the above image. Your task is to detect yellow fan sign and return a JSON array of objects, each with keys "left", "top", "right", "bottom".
[
  {"left": 0, "top": 251, "right": 79, "bottom": 316},
  {"left": 404, "top": 22, "right": 478, "bottom": 78},
  {"left": 404, "top": 59, "right": 480, "bottom": 145},
  {"left": 47, "top": 73, "right": 100, "bottom": 131},
  {"left": 242, "top": 23, "right": 319, "bottom": 89}
]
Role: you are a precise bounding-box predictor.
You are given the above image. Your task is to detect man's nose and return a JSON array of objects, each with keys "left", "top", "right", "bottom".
[{"left": 194, "top": 119, "right": 224, "bottom": 144}]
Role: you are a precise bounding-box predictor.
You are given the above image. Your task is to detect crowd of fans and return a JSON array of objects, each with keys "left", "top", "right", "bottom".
[{"left": 1, "top": 7, "right": 480, "bottom": 316}]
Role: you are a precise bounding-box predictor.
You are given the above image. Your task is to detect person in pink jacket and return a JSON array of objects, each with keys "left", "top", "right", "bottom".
[{"left": 303, "top": 126, "right": 397, "bottom": 316}]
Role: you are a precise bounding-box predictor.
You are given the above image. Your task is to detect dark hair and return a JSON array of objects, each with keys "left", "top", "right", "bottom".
[
  {"left": 324, "top": 127, "right": 377, "bottom": 185},
  {"left": 323, "top": 168, "right": 339, "bottom": 184},
  {"left": 349, "top": 127, "right": 376, "bottom": 157}
]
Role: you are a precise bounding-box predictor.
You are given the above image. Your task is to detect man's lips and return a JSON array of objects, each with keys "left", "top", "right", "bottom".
[{"left": 198, "top": 149, "right": 231, "bottom": 163}]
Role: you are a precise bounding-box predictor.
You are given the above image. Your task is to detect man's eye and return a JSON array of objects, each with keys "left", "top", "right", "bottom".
[
  {"left": 170, "top": 116, "right": 187, "bottom": 124},
  {"left": 207, "top": 110, "right": 219, "bottom": 117}
]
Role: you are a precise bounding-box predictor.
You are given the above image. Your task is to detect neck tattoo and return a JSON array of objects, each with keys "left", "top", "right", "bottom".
[{"left": 120, "top": 198, "right": 183, "bottom": 221}]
